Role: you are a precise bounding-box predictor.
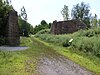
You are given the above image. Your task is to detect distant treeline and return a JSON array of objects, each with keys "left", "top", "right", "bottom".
[
  {"left": 33, "top": 20, "right": 51, "bottom": 34},
  {"left": 18, "top": 16, "right": 34, "bottom": 37}
]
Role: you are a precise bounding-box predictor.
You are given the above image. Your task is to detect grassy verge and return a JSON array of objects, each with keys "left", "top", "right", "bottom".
[
  {"left": 0, "top": 37, "right": 42, "bottom": 75},
  {"left": 0, "top": 36, "right": 100, "bottom": 75},
  {"left": 35, "top": 37, "right": 100, "bottom": 75}
]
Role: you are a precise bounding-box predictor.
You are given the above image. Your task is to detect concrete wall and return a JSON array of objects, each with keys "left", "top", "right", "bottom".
[
  {"left": 51, "top": 20, "right": 86, "bottom": 34},
  {"left": 6, "top": 9, "right": 20, "bottom": 46}
]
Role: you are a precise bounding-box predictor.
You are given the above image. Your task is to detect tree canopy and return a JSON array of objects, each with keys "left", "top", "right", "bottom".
[
  {"left": 0, "top": 0, "right": 12, "bottom": 36},
  {"left": 33, "top": 20, "right": 50, "bottom": 34},
  {"left": 71, "top": 2, "right": 90, "bottom": 21},
  {"left": 61, "top": 5, "right": 69, "bottom": 20},
  {"left": 18, "top": 15, "right": 34, "bottom": 36}
]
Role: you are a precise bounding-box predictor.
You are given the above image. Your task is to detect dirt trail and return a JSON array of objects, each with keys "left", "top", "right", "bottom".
[
  {"left": 38, "top": 56, "right": 93, "bottom": 75},
  {"left": 33, "top": 38, "right": 93, "bottom": 75},
  {"left": 37, "top": 51, "right": 93, "bottom": 75}
]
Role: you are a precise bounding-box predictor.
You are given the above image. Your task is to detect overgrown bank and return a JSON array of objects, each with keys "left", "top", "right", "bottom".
[
  {"left": 35, "top": 28, "right": 100, "bottom": 57},
  {"left": 35, "top": 28, "right": 100, "bottom": 75}
]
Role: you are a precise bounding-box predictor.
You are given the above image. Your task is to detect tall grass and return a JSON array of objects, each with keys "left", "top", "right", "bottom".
[
  {"left": 35, "top": 28, "right": 100, "bottom": 75},
  {"left": 36, "top": 29, "right": 50, "bottom": 35},
  {"left": 35, "top": 28, "right": 100, "bottom": 57}
]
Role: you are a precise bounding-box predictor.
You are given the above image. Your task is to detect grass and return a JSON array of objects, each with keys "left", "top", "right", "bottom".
[
  {"left": 0, "top": 35, "right": 100, "bottom": 75},
  {"left": 35, "top": 28, "right": 100, "bottom": 57},
  {"left": 0, "top": 37, "right": 42, "bottom": 75},
  {"left": 34, "top": 27, "right": 100, "bottom": 75},
  {"left": 0, "top": 36, "right": 60, "bottom": 75},
  {"left": 35, "top": 37, "right": 100, "bottom": 75},
  {"left": 55, "top": 47, "right": 100, "bottom": 75}
]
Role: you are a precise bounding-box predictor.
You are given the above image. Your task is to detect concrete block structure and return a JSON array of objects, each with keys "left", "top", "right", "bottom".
[{"left": 50, "top": 20, "right": 86, "bottom": 34}]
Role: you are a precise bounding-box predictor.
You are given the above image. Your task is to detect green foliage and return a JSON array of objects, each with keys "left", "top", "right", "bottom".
[
  {"left": 71, "top": 2, "right": 91, "bottom": 28},
  {"left": 0, "top": 37, "right": 45, "bottom": 74},
  {"left": 18, "top": 16, "right": 34, "bottom": 36},
  {"left": 90, "top": 14, "right": 98, "bottom": 28},
  {"left": 0, "top": 37, "right": 37, "bottom": 74},
  {"left": 19, "top": 6, "right": 32, "bottom": 37},
  {"left": 73, "top": 28, "right": 100, "bottom": 37},
  {"left": 20, "top": 37, "right": 32, "bottom": 46},
  {"left": 35, "top": 34, "right": 71, "bottom": 46},
  {"left": 98, "top": 19, "right": 100, "bottom": 27},
  {"left": 36, "top": 29, "right": 50, "bottom": 35},
  {"left": 0, "top": 0, "right": 12, "bottom": 36},
  {"left": 33, "top": 20, "right": 50, "bottom": 34},
  {"left": 61, "top": 5, "right": 69, "bottom": 20},
  {"left": 71, "top": 2, "right": 90, "bottom": 20},
  {"left": 71, "top": 36, "right": 100, "bottom": 56},
  {"left": 0, "top": 0, "right": 12, "bottom": 45},
  {"left": 40, "top": 20, "right": 47, "bottom": 25},
  {"left": 36, "top": 38, "right": 100, "bottom": 75},
  {"left": 83, "top": 17, "right": 90, "bottom": 28},
  {"left": 35, "top": 28, "right": 100, "bottom": 57}
]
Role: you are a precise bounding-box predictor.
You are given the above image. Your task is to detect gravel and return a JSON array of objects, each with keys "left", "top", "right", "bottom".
[
  {"left": 38, "top": 55, "right": 93, "bottom": 75},
  {"left": 0, "top": 46, "right": 29, "bottom": 51}
]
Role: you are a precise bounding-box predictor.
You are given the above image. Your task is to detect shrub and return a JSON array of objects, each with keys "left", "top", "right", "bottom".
[
  {"left": 35, "top": 28, "right": 100, "bottom": 57},
  {"left": 72, "top": 36, "right": 100, "bottom": 57},
  {"left": 36, "top": 29, "right": 50, "bottom": 35},
  {"left": 72, "top": 27, "right": 100, "bottom": 37}
]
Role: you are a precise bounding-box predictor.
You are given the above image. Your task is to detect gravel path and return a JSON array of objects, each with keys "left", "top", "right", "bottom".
[
  {"left": 38, "top": 54, "right": 93, "bottom": 75},
  {"left": 0, "top": 46, "right": 29, "bottom": 51}
]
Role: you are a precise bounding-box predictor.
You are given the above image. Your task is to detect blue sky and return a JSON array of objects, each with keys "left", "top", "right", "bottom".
[{"left": 11, "top": 0, "right": 100, "bottom": 27}]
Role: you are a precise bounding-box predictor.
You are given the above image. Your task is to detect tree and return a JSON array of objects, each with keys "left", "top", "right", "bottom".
[
  {"left": 83, "top": 17, "right": 90, "bottom": 28},
  {"left": 0, "top": 0, "right": 12, "bottom": 45},
  {"left": 33, "top": 20, "right": 50, "bottom": 34},
  {"left": 90, "top": 14, "right": 98, "bottom": 28},
  {"left": 71, "top": 2, "right": 91, "bottom": 28},
  {"left": 41, "top": 20, "right": 47, "bottom": 25},
  {"left": 48, "top": 23, "right": 52, "bottom": 28},
  {"left": 93, "top": 14, "right": 98, "bottom": 28},
  {"left": 20, "top": 6, "right": 29, "bottom": 36},
  {"left": 18, "top": 15, "right": 34, "bottom": 36},
  {"left": 21, "top": 6, "right": 27, "bottom": 21},
  {"left": 61, "top": 5, "right": 69, "bottom": 20},
  {"left": 98, "top": 19, "right": 100, "bottom": 27},
  {"left": 0, "top": 0, "right": 12, "bottom": 36},
  {"left": 6, "top": 0, "right": 11, "bottom": 4},
  {"left": 71, "top": 2, "right": 90, "bottom": 21}
]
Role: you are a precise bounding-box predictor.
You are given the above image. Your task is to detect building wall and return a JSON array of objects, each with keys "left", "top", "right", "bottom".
[{"left": 51, "top": 20, "right": 86, "bottom": 34}]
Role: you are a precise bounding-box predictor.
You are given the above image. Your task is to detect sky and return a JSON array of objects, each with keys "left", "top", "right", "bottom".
[{"left": 11, "top": 0, "right": 100, "bottom": 27}]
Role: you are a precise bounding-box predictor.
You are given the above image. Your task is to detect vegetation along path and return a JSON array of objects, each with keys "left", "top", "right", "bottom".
[
  {"left": 34, "top": 38, "right": 93, "bottom": 75},
  {"left": 0, "top": 37, "right": 93, "bottom": 75}
]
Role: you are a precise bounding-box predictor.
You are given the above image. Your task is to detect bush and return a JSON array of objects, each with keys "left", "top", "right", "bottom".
[
  {"left": 73, "top": 28, "right": 100, "bottom": 37},
  {"left": 35, "top": 28, "right": 100, "bottom": 57},
  {"left": 72, "top": 36, "right": 100, "bottom": 57},
  {"left": 36, "top": 29, "right": 50, "bottom": 35},
  {"left": 35, "top": 34, "right": 71, "bottom": 46}
]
